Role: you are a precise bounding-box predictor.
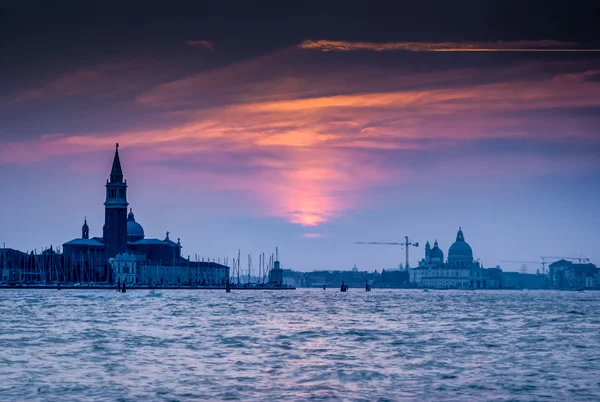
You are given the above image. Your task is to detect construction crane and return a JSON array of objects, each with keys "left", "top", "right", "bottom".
[
  {"left": 541, "top": 256, "right": 590, "bottom": 275},
  {"left": 356, "top": 236, "right": 419, "bottom": 271},
  {"left": 500, "top": 260, "right": 547, "bottom": 274},
  {"left": 541, "top": 255, "right": 589, "bottom": 264},
  {"left": 501, "top": 255, "right": 590, "bottom": 275}
]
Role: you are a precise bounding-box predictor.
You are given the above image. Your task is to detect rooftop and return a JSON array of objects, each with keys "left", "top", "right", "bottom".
[{"left": 63, "top": 238, "right": 105, "bottom": 247}]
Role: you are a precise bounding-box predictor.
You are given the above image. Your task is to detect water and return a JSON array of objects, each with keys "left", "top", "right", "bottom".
[{"left": 1, "top": 289, "right": 599, "bottom": 401}]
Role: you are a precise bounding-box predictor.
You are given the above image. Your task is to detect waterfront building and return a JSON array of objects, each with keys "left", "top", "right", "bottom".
[
  {"left": 112, "top": 252, "right": 137, "bottom": 285},
  {"left": 548, "top": 259, "right": 599, "bottom": 290},
  {"left": 61, "top": 144, "right": 229, "bottom": 285},
  {"left": 281, "top": 268, "right": 404, "bottom": 288},
  {"left": 269, "top": 258, "right": 284, "bottom": 286},
  {"left": 137, "top": 260, "right": 229, "bottom": 286},
  {"left": 1, "top": 248, "right": 23, "bottom": 283},
  {"left": 1, "top": 259, "right": 12, "bottom": 282},
  {"left": 409, "top": 228, "right": 500, "bottom": 289},
  {"left": 379, "top": 268, "right": 409, "bottom": 288},
  {"left": 501, "top": 272, "right": 548, "bottom": 289},
  {"left": 0, "top": 248, "right": 43, "bottom": 283},
  {"left": 585, "top": 273, "right": 600, "bottom": 289},
  {"left": 111, "top": 251, "right": 229, "bottom": 286},
  {"left": 281, "top": 269, "right": 304, "bottom": 287},
  {"left": 484, "top": 267, "right": 503, "bottom": 289}
]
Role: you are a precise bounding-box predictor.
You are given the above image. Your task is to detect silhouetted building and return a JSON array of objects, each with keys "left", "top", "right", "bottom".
[
  {"left": 103, "top": 144, "right": 129, "bottom": 258},
  {"left": 1, "top": 248, "right": 41, "bottom": 283},
  {"left": 63, "top": 144, "right": 182, "bottom": 264},
  {"left": 410, "top": 227, "right": 501, "bottom": 289},
  {"left": 284, "top": 267, "right": 402, "bottom": 288},
  {"left": 549, "top": 259, "right": 599, "bottom": 290},
  {"left": 282, "top": 269, "right": 304, "bottom": 287},
  {"left": 269, "top": 259, "right": 283, "bottom": 286},
  {"left": 379, "top": 268, "right": 409, "bottom": 287},
  {"left": 62, "top": 144, "right": 229, "bottom": 284},
  {"left": 501, "top": 272, "right": 548, "bottom": 289}
]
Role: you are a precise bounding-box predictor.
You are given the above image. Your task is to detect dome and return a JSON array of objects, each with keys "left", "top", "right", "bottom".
[
  {"left": 430, "top": 240, "right": 444, "bottom": 260},
  {"left": 127, "top": 209, "right": 144, "bottom": 240},
  {"left": 448, "top": 227, "right": 473, "bottom": 261},
  {"left": 449, "top": 241, "right": 473, "bottom": 258}
]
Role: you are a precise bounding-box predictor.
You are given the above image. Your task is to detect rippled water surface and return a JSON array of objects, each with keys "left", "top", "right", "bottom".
[{"left": 1, "top": 289, "right": 600, "bottom": 401}]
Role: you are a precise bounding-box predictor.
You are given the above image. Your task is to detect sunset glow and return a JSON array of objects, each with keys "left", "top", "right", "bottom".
[{"left": 1, "top": 2, "right": 599, "bottom": 269}]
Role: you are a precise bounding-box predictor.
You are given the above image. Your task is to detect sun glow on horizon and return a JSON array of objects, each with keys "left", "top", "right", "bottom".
[{"left": 2, "top": 49, "right": 599, "bottom": 228}]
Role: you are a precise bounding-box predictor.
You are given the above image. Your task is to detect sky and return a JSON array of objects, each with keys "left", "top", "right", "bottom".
[{"left": 1, "top": 0, "right": 599, "bottom": 272}]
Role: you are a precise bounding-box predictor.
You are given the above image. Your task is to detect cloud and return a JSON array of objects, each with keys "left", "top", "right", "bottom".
[
  {"left": 298, "top": 40, "right": 600, "bottom": 52},
  {"left": 582, "top": 70, "right": 600, "bottom": 82},
  {"left": 185, "top": 40, "right": 214, "bottom": 51},
  {"left": 11, "top": 61, "right": 154, "bottom": 103},
  {"left": 303, "top": 233, "right": 325, "bottom": 238},
  {"left": 2, "top": 48, "right": 600, "bottom": 228}
]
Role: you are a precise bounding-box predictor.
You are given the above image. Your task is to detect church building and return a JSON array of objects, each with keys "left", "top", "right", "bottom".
[
  {"left": 63, "top": 144, "right": 229, "bottom": 286},
  {"left": 409, "top": 228, "right": 500, "bottom": 289}
]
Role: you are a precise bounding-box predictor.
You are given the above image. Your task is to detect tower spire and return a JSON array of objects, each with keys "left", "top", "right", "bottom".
[
  {"left": 104, "top": 143, "right": 128, "bottom": 257},
  {"left": 82, "top": 217, "right": 89, "bottom": 239},
  {"left": 110, "top": 143, "right": 123, "bottom": 183}
]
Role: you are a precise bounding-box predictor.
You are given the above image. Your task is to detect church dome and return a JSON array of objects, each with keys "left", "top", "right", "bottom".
[
  {"left": 430, "top": 240, "right": 444, "bottom": 260},
  {"left": 127, "top": 209, "right": 144, "bottom": 240},
  {"left": 448, "top": 227, "right": 473, "bottom": 261}
]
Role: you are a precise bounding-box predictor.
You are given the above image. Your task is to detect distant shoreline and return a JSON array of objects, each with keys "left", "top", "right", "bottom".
[{"left": 0, "top": 285, "right": 296, "bottom": 291}]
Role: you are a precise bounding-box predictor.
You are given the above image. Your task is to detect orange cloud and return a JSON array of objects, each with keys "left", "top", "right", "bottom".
[
  {"left": 3, "top": 50, "right": 600, "bottom": 228},
  {"left": 298, "top": 40, "right": 600, "bottom": 52}
]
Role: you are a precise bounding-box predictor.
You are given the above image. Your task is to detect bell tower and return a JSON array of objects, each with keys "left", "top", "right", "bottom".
[
  {"left": 82, "top": 218, "right": 89, "bottom": 240},
  {"left": 103, "top": 143, "right": 128, "bottom": 257}
]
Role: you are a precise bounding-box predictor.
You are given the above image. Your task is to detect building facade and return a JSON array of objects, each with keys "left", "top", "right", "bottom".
[
  {"left": 112, "top": 252, "right": 137, "bottom": 285},
  {"left": 501, "top": 272, "right": 548, "bottom": 289},
  {"left": 548, "top": 259, "right": 599, "bottom": 290},
  {"left": 137, "top": 261, "right": 229, "bottom": 286},
  {"left": 269, "top": 259, "right": 284, "bottom": 286},
  {"left": 409, "top": 228, "right": 501, "bottom": 289}
]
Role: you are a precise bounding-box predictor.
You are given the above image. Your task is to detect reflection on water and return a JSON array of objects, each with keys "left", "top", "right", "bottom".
[{"left": 1, "top": 289, "right": 599, "bottom": 401}]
